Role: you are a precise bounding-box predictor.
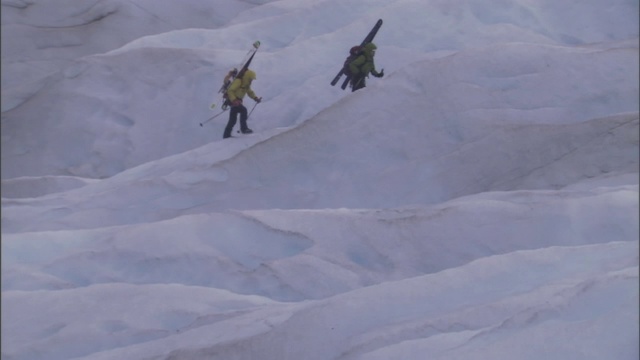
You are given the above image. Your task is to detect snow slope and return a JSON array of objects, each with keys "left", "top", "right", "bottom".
[{"left": 1, "top": 0, "right": 638, "bottom": 359}]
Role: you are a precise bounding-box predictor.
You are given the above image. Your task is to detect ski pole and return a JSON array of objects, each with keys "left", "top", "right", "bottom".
[
  {"left": 247, "top": 102, "right": 259, "bottom": 120},
  {"left": 199, "top": 109, "right": 227, "bottom": 127}
]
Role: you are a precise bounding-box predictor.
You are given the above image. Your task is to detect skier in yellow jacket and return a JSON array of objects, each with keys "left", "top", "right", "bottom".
[
  {"left": 224, "top": 69, "right": 262, "bottom": 138},
  {"left": 349, "top": 42, "right": 384, "bottom": 92}
]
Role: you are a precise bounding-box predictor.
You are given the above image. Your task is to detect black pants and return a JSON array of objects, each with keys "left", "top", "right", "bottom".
[
  {"left": 223, "top": 104, "right": 249, "bottom": 138},
  {"left": 351, "top": 74, "right": 366, "bottom": 92}
]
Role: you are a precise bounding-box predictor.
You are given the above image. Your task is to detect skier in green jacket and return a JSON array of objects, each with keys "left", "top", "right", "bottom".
[
  {"left": 349, "top": 42, "right": 384, "bottom": 92},
  {"left": 223, "top": 69, "right": 262, "bottom": 138}
]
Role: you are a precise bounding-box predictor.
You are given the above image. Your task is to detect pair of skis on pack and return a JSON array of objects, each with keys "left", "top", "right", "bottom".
[{"left": 330, "top": 19, "right": 383, "bottom": 90}]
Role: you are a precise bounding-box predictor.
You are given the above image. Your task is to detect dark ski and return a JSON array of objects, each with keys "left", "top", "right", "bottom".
[{"left": 330, "top": 19, "right": 383, "bottom": 88}]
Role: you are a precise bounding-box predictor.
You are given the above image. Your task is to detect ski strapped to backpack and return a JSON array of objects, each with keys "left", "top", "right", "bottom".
[
  {"left": 342, "top": 46, "right": 364, "bottom": 77},
  {"left": 330, "top": 19, "right": 383, "bottom": 89},
  {"left": 217, "top": 41, "right": 261, "bottom": 110}
]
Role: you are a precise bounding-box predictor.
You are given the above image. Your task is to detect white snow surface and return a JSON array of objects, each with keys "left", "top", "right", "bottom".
[{"left": 1, "top": 0, "right": 638, "bottom": 359}]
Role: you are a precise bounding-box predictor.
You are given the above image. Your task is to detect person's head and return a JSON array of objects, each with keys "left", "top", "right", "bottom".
[
  {"left": 364, "top": 42, "right": 377, "bottom": 56},
  {"left": 243, "top": 69, "right": 257, "bottom": 82}
]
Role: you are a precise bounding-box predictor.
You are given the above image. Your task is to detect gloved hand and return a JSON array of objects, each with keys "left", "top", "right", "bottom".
[
  {"left": 373, "top": 69, "right": 384, "bottom": 78},
  {"left": 254, "top": 96, "right": 262, "bottom": 103},
  {"left": 231, "top": 99, "right": 242, "bottom": 107}
]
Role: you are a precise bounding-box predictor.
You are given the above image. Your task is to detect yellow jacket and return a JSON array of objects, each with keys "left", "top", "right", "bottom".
[{"left": 226, "top": 70, "right": 258, "bottom": 102}]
